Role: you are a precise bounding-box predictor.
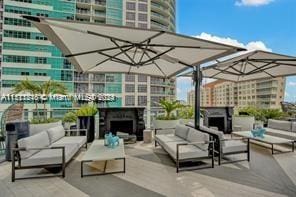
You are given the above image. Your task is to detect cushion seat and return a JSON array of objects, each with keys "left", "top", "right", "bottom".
[
  {"left": 22, "top": 143, "right": 79, "bottom": 167},
  {"left": 223, "top": 140, "right": 247, "bottom": 154},
  {"left": 52, "top": 136, "right": 86, "bottom": 148},
  {"left": 164, "top": 141, "right": 208, "bottom": 160},
  {"left": 155, "top": 134, "right": 184, "bottom": 145}
]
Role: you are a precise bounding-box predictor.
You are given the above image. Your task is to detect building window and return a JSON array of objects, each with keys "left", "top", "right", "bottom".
[
  {"left": 35, "top": 57, "right": 47, "bottom": 64},
  {"left": 125, "top": 84, "right": 135, "bottom": 93},
  {"left": 125, "top": 96, "right": 135, "bottom": 106},
  {"left": 126, "top": 22, "right": 135, "bottom": 27},
  {"left": 106, "top": 76, "right": 115, "bottom": 82},
  {"left": 138, "top": 96, "right": 147, "bottom": 106},
  {"left": 126, "top": 12, "right": 136, "bottom": 20},
  {"left": 138, "top": 75, "right": 147, "bottom": 82},
  {"left": 126, "top": 2, "right": 136, "bottom": 10},
  {"left": 125, "top": 74, "right": 135, "bottom": 82},
  {"left": 138, "top": 3, "right": 147, "bottom": 12},
  {"left": 138, "top": 23, "right": 147, "bottom": 29},
  {"left": 138, "top": 13, "right": 147, "bottom": 22},
  {"left": 138, "top": 84, "right": 147, "bottom": 93}
]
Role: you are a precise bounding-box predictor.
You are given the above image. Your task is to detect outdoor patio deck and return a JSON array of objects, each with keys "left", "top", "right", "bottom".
[{"left": 0, "top": 142, "right": 296, "bottom": 197}]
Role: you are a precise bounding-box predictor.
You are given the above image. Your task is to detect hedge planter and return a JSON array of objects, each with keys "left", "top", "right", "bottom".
[
  {"left": 153, "top": 120, "right": 179, "bottom": 130},
  {"left": 78, "top": 116, "right": 95, "bottom": 142}
]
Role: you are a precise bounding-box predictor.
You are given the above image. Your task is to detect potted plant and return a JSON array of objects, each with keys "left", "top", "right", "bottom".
[
  {"left": 76, "top": 104, "right": 98, "bottom": 142},
  {"left": 62, "top": 111, "right": 77, "bottom": 130},
  {"left": 153, "top": 99, "right": 184, "bottom": 129}
]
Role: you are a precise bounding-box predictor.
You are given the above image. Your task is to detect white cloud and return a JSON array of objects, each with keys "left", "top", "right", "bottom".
[
  {"left": 288, "top": 81, "right": 296, "bottom": 86},
  {"left": 177, "top": 76, "right": 193, "bottom": 83},
  {"left": 235, "top": 0, "right": 274, "bottom": 7},
  {"left": 195, "top": 32, "right": 272, "bottom": 52}
]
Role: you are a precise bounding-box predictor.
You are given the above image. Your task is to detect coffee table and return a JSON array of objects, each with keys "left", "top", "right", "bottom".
[
  {"left": 233, "top": 131, "right": 295, "bottom": 154},
  {"left": 81, "top": 139, "right": 125, "bottom": 177}
]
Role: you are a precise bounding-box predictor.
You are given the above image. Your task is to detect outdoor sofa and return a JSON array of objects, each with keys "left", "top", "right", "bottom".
[
  {"left": 155, "top": 124, "right": 214, "bottom": 173},
  {"left": 195, "top": 125, "right": 250, "bottom": 165},
  {"left": 265, "top": 119, "right": 296, "bottom": 141},
  {"left": 11, "top": 124, "right": 87, "bottom": 182}
]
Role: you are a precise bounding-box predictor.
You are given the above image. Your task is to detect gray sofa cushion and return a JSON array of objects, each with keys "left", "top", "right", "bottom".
[
  {"left": 22, "top": 143, "right": 78, "bottom": 167},
  {"left": 52, "top": 136, "right": 86, "bottom": 148},
  {"left": 223, "top": 140, "right": 247, "bottom": 154},
  {"left": 17, "top": 131, "right": 50, "bottom": 159},
  {"left": 200, "top": 126, "right": 225, "bottom": 146},
  {"left": 164, "top": 141, "right": 208, "bottom": 160},
  {"left": 268, "top": 119, "right": 291, "bottom": 132},
  {"left": 186, "top": 128, "right": 209, "bottom": 151},
  {"left": 155, "top": 134, "right": 184, "bottom": 146},
  {"left": 30, "top": 121, "right": 62, "bottom": 136},
  {"left": 175, "top": 124, "right": 189, "bottom": 140},
  {"left": 47, "top": 125, "right": 65, "bottom": 144}
]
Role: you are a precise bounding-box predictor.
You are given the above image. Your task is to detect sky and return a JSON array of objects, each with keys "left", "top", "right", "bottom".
[{"left": 175, "top": 0, "right": 296, "bottom": 102}]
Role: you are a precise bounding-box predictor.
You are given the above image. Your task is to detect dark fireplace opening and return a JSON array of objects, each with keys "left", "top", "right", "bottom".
[
  {"left": 110, "top": 120, "right": 133, "bottom": 135},
  {"left": 208, "top": 117, "right": 225, "bottom": 132}
]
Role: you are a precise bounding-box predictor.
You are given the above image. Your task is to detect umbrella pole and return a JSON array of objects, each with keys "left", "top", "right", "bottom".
[{"left": 194, "top": 65, "right": 201, "bottom": 130}]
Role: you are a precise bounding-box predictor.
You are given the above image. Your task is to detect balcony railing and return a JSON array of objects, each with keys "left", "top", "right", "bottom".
[{"left": 77, "top": 0, "right": 91, "bottom": 4}]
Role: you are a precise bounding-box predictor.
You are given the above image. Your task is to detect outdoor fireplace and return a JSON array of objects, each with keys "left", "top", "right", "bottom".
[
  {"left": 203, "top": 107, "right": 233, "bottom": 134},
  {"left": 98, "top": 107, "right": 145, "bottom": 140}
]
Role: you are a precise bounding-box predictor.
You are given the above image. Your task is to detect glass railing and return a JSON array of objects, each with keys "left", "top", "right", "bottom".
[
  {"left": 76, "top": 10, "right": 91, "bottom": 15},
  {"left": 77, "top": 0, "right": 91, "bottom": 4}
]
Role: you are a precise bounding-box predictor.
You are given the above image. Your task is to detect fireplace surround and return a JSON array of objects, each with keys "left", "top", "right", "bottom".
[
  {"left": 203, "top": 107, "right": 233, "bottom": 134},
  {"left": 98, "top": 107, "right": 145, "bottom": 140}
]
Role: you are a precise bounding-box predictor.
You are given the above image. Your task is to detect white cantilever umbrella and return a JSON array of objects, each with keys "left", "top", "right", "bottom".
[
  {"left": 202, "top": 50, "right": 296, "bottom": 82},
  {"left": 23, "top": 15, "right": 245, "bottom": 128}
]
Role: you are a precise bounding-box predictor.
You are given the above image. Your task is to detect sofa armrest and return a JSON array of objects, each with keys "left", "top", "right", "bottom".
[
  {"left": 155, "top": 127, "right": 175, "bottom": 135},
  {"left": 222, "top": 137, "right": 248, "bottom": 141},
  {"left": 12, "top": 147, "right": 65, "bottom": 167},
  {"left": 65, "top": 129, "right": 88, "bottom": 137}
]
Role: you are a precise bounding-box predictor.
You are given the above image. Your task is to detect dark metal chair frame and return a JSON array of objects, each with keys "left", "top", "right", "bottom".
[
  {"left": 11, "top": 129, "right": 88, "bottom": 182},
  {"left": 200, "top": 129, "right": 250, "bottom": 165},
  {"left": 155, "top": 128, "right": 215, "bottom": 173}
]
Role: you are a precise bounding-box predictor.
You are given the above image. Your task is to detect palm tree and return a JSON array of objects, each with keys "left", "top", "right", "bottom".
[
  {"left": 39, "top": 80, "right": 67, "bottom": 120},
  {"left": 12, "top": 79, "right": 41, "bottom": 119},
  {"left": 158, "top": 99, "right": 184, "bottom": 120},
  {"left": 12, "top": 79, "right": 67, "bottom": 121}
]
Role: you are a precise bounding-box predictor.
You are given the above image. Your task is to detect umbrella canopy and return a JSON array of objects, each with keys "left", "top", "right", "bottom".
[
  {"left": 202, "top": 50, "right": 296, "bottom": 82},
  {"left": 23, "top": 16, "right": 244, "bottom": 78}
]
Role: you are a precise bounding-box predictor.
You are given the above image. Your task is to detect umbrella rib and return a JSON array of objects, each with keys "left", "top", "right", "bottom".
[
  {"left": 246, "top": 61, "right": 276, "bottom": 75},
  {"left": 142, "top": 50, "right": 167, "bottom": 77},
  {"left": 85, "top": 45, "right": 134, "bottom": 72},
  {"left": 142, "top": 47, "right": 192, "bottom": 68},
  {"left": 97, "top": 50, "right": 134, "bottom": 66},
  {"left": 247, "top": 61, "right": 275, "bottom": 78},
  {"left": 251, "top": 59, "right": 296, "bottom": 67},
  {"left": 110, "top": 39, "right": 136, "bottom": 65},
  {"left": 139, "top": 31, "right": 165, "bottom": 44},
  {"left": 87, "top": 30, "right": 134, "bottom": 45},
  {"left": 138, "top": 40, "right": 150, "bottom": 64},
  {"left": 65, "top": 45, "right": 132, "bottom": 58},
  {"left": 208, "top": 61, "right": 241, "bottom": 78},
  {"left": 139, "top": 47, "right": 175, "bottom": 65}
]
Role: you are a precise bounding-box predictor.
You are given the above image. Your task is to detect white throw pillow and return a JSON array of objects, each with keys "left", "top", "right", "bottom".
[
  {"left": 47, "top": 125, "right": 65, "bottom": 144},
  {"left": 17, "top": 131, "right": 50, "bottom": 159}
]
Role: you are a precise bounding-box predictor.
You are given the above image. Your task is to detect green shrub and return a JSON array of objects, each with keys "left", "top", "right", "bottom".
[
  {"left": 30, "top": 118, "right": 60, "bottom": 124},
  {"left": 179, "top": 107, "right": 194, "bottom": 119},
  {"left": 76, "top": 104, "right": 98, "bottom": 117},
  {"left": 63, "top": 111, "right": 77, "bottom": 123}
]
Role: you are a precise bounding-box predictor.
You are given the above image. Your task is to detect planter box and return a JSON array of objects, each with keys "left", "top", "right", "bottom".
[
  {"left": 78, "top": 116, "right": 95, "bottom": 142},
  {"left": 153, "top": 120, "right": 179, "bottom": 130}
]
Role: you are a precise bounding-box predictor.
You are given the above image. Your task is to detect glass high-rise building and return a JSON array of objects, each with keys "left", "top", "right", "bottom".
[{"left": 0, "top": 0, "right": 176, "bottom": 126}]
